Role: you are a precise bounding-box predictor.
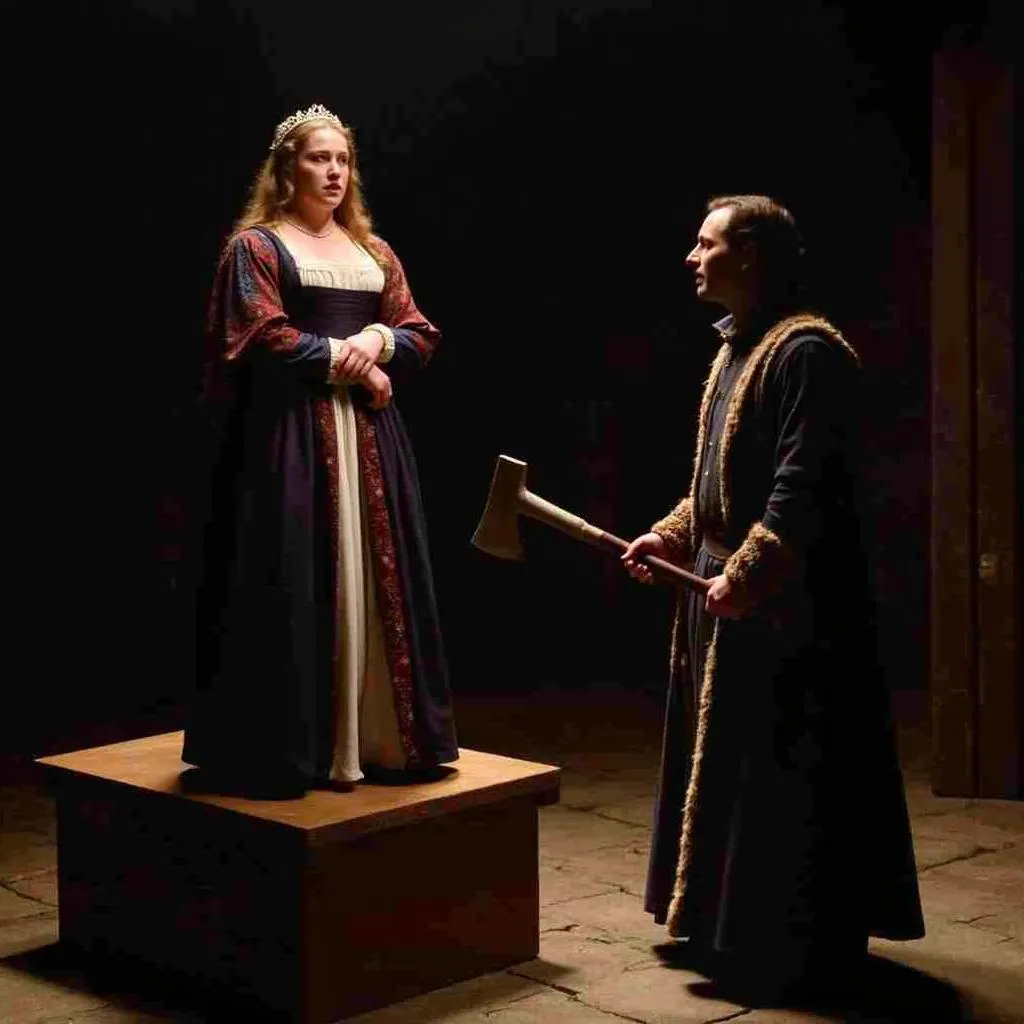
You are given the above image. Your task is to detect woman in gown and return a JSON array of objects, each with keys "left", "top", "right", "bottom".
[{"left": 183, "top": 103, "right": 458, "bottom": 797}]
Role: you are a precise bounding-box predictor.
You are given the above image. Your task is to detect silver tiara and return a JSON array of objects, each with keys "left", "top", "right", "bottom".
[{"left": 269, "top": 103, "right": 344, "bottom": 152}]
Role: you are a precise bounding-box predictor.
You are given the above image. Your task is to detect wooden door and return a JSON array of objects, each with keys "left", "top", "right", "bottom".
[{"left": 931, "top": 47, "right": 1019, "bottom": 797}]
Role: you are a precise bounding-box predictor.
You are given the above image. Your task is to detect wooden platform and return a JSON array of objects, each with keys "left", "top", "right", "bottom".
[{"left": 38, "top": 732, "right": 560, "bottom": 1023}]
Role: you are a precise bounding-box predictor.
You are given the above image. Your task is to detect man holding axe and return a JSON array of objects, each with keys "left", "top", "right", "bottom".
[{"left": 622, "top": 196, "right": 924, "bottom": 1002}]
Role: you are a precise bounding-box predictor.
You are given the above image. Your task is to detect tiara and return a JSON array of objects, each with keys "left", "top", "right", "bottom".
[{"left": 269, "top": 103, "right": 344, "bottom": 152}]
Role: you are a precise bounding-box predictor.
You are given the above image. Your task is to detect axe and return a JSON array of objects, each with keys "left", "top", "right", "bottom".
[{"left": 472, "top": 455, "right": 710, "bottom": 594}]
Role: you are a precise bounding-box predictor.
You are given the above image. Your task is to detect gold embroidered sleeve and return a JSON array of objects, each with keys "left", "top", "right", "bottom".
[
  {"left": 723, "top": 521, "right": 802, "bottom": 609},
  {"left": 651, "top": 496, "right": 695, "bottom": 565}
]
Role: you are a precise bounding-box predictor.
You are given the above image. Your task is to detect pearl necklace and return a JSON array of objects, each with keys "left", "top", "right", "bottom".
[{"left": 284, "top": 216, "right": 335, "bottom": 239}]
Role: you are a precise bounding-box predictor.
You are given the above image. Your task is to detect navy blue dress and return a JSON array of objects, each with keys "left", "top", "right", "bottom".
[{"left": 185, "top": 227, "right": 457, "bottom": 789}]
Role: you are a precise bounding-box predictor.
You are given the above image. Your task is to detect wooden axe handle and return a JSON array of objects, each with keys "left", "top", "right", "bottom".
[
  {"left": 514, "top": 485, "right": 711, "bottom": 595},
  {"left": 591, "top": 530, "right": 711, "bottom": 594}
]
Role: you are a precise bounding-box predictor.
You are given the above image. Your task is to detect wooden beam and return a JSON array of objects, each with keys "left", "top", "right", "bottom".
[
  {"left": 973, "top": 57, "right": 1020, "bottom": 798},
  {"left": 930, "top": 50, "right": 977, "bottom": 796}
]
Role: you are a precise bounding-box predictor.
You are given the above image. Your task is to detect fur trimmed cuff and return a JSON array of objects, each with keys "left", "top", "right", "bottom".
[
  {"left": 651, "top": 496, "right": 695, "bottom": 565},
  {"left": 723, "top": 521, "right": 801, "bottom": 608}
]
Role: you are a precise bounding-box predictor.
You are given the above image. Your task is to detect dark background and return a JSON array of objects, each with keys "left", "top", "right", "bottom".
[{"left": 2, "top": 0, "right": 1014, "bottom": 758}]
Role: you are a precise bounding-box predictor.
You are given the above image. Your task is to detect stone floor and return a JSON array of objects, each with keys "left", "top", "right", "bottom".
[{"left": 1, "top": 685, "right": 1022, "bottom": 1023}]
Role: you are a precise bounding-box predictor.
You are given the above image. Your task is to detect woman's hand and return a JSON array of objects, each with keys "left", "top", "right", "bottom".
[
  {"left": 621, "top": 532, "right": 667, "bottom": 584},
  {"left": 330, "top": 339, "right": 375, "bottom": 382},
  {"left": 361, "top": 365, "right": 393, "bottom": 410},
  {"left": 347, "top": 328, "right": 385, "bottom": 364}
]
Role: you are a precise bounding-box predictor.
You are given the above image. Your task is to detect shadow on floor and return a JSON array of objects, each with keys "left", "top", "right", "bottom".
[
  {"left": 4, "top": 941, "right": 254, "bottom": 1023},
  {"left": 4, "top": 939, "right": 558, "bottom": 1023},
  {"left": 656, "top": 941, "right": 973, "bottom": 1022}
]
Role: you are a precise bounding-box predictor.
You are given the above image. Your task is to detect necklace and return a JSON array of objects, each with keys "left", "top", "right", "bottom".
[{"left": 283, "top": 216, "right": 335, "bottom": 239}]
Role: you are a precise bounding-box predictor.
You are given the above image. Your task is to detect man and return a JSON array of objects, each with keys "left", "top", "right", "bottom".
[{"left": 623, "top": 195, "right": 924, "bottom": 1001}]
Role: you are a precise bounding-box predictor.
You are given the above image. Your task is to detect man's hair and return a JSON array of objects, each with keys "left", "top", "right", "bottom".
[{"left": 707, "top": 194, "right": 805, "bottom": 302}]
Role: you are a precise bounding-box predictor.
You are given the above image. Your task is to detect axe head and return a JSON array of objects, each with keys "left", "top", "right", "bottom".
[{"left": 471, "top": 455, "right": 529, "bottom": 560}]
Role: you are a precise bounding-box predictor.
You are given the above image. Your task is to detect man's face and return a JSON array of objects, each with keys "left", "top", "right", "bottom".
[{"left": 685, "top": 207, "right": 750, "bottom": 311}]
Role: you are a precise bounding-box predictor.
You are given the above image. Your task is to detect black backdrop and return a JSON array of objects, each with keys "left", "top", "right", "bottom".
[{"left": 2, "top": 0, "right": 1010, "bottom": 756}]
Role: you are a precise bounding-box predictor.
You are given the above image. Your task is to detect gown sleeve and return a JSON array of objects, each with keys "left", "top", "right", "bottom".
[
  {"left": 372, "top": 236, "right": 442, "bottom": 373},
  {"left": 203, "top": 228, "right": 330, "bottom": 397}
]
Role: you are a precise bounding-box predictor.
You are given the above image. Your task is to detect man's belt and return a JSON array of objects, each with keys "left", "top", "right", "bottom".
[{"left": 700, "top": 535, "right": 736, "bottom": 561}]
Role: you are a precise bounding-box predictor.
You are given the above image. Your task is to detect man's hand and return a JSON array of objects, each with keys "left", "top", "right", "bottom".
[
  {"left": 705, "top": 574, "right": 746, "bottom": 618},
  {"left": 361, "top": 365, "right": 392, "bottom": 409},
  {"left": 621, "top": 532, "right": 667, "bottom": 584}
]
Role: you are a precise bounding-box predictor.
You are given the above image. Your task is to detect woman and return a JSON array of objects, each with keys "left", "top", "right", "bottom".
[{"left": 184, "top": 103, "right": 458, "bottom": 797}]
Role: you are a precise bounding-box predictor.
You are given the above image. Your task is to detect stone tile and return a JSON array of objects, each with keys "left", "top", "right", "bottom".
[
  {"left": 737, "top": 970, "right": 969, "bottom": 1024},
  {"left": 0, "top": 690, "right": 1019, "bottom": 1024},
  {"left": 482, "top": 987, "right": 639, "bottom": 1021},
  {"left": 584, "top": 764, "right": 661, "bottom": 785},
  {"left": 909, "top": 806, "right": 1019, "bottom": 872},
  {"left": 918, "top": 878, "right": 1020, "bottom": 946},
  {"left": 0, "top": 831, "right": 55, "bottom": 882},
  {"left": 540, "top": 891, "right": 667, "bottom": 949},
  {"left": 539, "top": 806, "right": 648, "bottom": 858},
  {"left": 873, "top": 920, "right": 1024, "bottom": 1022},
  {"left": 0, "top": 911, "right": 57, "bottom": 959},
  {"left": 33, "top": 817, "right": 58, "bottom": 844},
  {"left": 6, "top": 870, "right": 58, "bottom": 908},
  {"left": 904, "top": 780, "right": 972, "bottom": 820},
  {"left": 558, "top": 775, "right": 656, "bottom": 813},
  {"left": 741, "top": 1010, "right": 836, "bottom": 1022},
  {"left": 0, "top": 964, "right": 107, "bottom": 1024},
  {"left": 876, "top": 910, "right": 1024, "bottom": 964},
  {"left": 587, "top": 796, "right": 656, "bottom": 829},
  {"left": 514, "top": 923, "right": 659, "bottom": 992},
  {"left": 540, "top": 863, "right": 617, "bottom": 908},
  {"left": 913, "top": 809, "right": 1023, "bottom": 851},
  {"left": 58, "top": 1005, "right": 199, "bottom": 1023},
  {"left": 702, "top": 952, "right": 992, "bottom": 1024},
  {"left": 0, "top": 887, "right": 50, "bottom": 924},
  {"left": 348, "top": 970, "right": 546, "bottom": 1022},
  {"left": 962, "top": 800, "right": 1024, "bottom": 834},
  {"left": 918, "top": 848, "right": 1024, "bottom": 945},
  {"left": 580, "top": 961, "right": 745, "bottom": 1023},
  {"left": 551, "top": 840, "right": 652, "bottom": 899},
  {"left": 912, "top": 834, "right": 993, "bottom": 873},
  {"left": 934, "top": 843, "right": 1024, "bottom": 880},
  {"left": 0, "top": 786, "right": 55, "bottom": 835}
]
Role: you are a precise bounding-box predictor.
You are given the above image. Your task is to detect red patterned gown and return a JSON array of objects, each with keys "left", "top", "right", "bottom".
[{"left": 184, "top": 226, "right": 458, "bottom": 787}]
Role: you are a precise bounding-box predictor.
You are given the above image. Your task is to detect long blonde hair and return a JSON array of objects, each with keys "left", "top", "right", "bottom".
[{"left": 227, "top": 117, "right": 386, "bottom": 266}]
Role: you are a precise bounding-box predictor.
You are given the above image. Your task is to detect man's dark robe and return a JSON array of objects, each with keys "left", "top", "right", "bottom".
[{"left": 644, "top": 310, "right": 924, "bottom": 971}]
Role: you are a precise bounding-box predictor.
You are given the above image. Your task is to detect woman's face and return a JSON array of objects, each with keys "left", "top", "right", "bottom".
[{"left": 292, "top": 126, "right": 350, "bottom": 210}]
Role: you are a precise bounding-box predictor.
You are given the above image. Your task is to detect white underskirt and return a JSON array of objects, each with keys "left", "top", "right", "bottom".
[{"left": 328, "top": 388, "right": 407, "bottom": 782}]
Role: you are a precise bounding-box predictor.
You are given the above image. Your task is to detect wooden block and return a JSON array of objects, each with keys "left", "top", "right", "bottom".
[{"left": 38, "top": 733, "right": 560, "bottom": 1022}]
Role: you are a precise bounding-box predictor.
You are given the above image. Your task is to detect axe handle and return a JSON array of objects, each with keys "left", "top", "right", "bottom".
[
  {"left": 591, "top": 530, "right": 711, "bottom": 594},
  {"left": 517, "top": 489, "right": 710, "bottom": 594}
]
